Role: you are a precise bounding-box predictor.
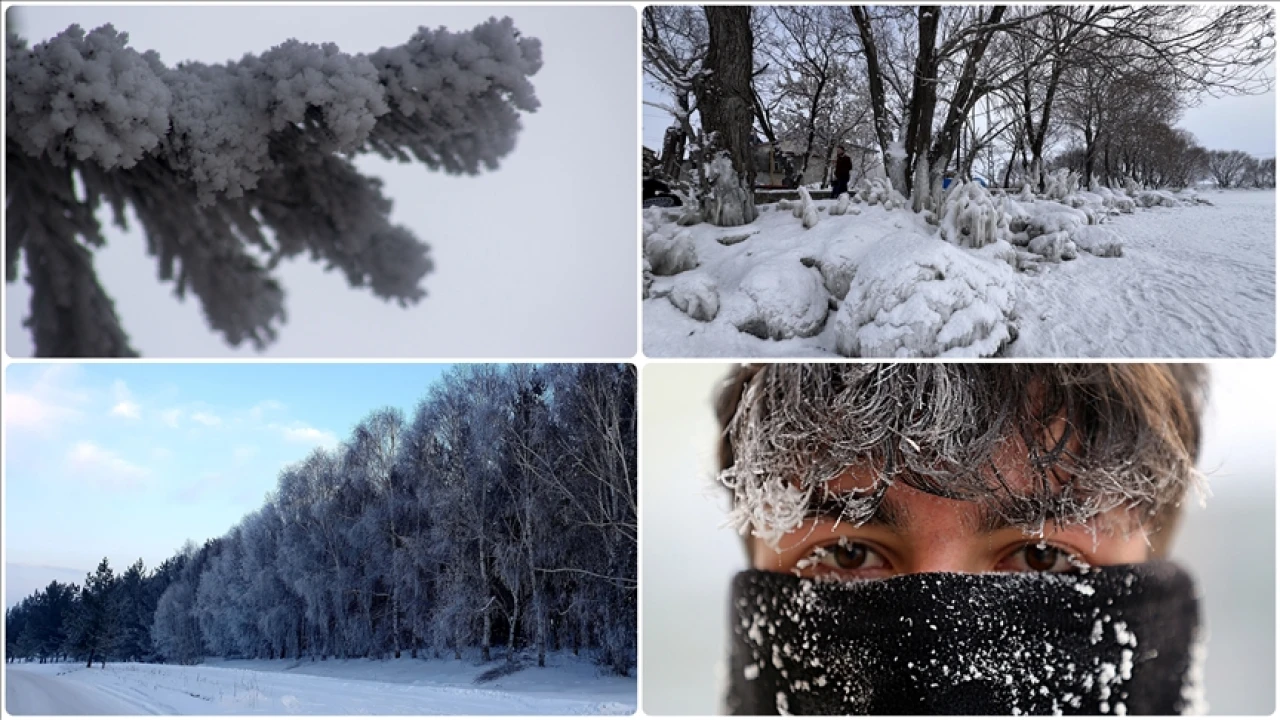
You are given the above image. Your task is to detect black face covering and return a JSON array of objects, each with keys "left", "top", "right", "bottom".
[{"left": 725, "top": 562, "right": 1202, "bottom": 715}]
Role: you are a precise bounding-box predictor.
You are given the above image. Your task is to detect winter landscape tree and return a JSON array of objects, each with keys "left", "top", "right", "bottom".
[
  {"left": 6, "top": 20, "right": 541, "bottom": 357},
  {"left": 6, "top": 365, "right": 638, "bottom": 677}
]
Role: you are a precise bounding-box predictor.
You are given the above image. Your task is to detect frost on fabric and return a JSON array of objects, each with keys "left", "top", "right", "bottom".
[
  {"left": 6, "top": 19, "right": 541, "bottom": 356},
  {"left": 832, "top": 231, "right": 1016, "bottom": 358},
  {"left": 725, "top": 563, "right": 1201, "bottom": 716},
  {"left": 644, "top": 227, "right": 698, "bottom": 276},
  {"left": 668, "top": 272, "right": 720, "bottom": 322},
  {"left": 726, "top": 260, "right": 828, "bottom": 341}
]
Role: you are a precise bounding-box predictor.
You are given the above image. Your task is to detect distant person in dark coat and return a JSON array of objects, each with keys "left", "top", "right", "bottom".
[{"left": 831, "top": 145, "right": 853, "bottom": 198}]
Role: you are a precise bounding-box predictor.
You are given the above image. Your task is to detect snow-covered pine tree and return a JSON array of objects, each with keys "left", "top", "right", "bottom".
[
  {"left": 67, "top": 558, "right": 122, "bottom": 668},
  {"left": 6, "top": 20, "right": 541, "bottom": 356}
]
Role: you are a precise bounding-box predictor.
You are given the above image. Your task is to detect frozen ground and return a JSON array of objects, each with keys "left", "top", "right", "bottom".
[
  {"left": 644, "top": 188, "right": 1274, "bottom": 358},
  {"left": 3, "top": 655, "right": 635, "bottom": 715}
]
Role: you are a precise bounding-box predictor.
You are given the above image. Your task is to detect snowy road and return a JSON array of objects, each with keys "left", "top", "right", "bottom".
[
  {"left": 6, "top": 666, "right": 150, "bottom": 715},
  {"left": 3, "top": 662, "right": 634, "bottom": 715}
]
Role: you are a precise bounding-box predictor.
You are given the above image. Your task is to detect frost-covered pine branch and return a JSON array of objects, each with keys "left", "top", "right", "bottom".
[{"left": 6, "top": 20, "right": 542, "bottom": 356}]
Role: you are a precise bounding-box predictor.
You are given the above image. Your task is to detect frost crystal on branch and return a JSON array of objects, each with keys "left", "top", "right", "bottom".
[{"left": 6, "top": 19, "right": 542, "bottom": 356}]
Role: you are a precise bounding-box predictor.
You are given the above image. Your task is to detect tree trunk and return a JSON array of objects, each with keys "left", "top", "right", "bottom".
[
  {"left": 851, "top": 7, "right": 898, "bottom": 188},
  {"left": 699, "top": 6, "right": 758, "bottom": 226},
  {"left": 904, "top": 7, "right": 941, "bottom": 203}
]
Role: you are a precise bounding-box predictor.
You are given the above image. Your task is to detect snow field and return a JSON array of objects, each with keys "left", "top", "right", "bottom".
[
  {"left": 5, "top": 655, "right": 635, "bottom": 715},
  {"left": 644, "top": 188, "right": 1274, "bottom": 357}
]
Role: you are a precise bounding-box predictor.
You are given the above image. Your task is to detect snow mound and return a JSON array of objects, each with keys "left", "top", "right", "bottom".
[
  {"left": 1136, "top": 190, "right": 1178, "bottom": 208},
  {"left": 644, "top": 228, "right": 698, "bottom": 276},
  {"left": 938, "top": 181, "right": 1009, "bottom": 249},
  {"left": 668, "top": 273, "right": 720, "bottom": 321},
  {"left": 833, "top": 231, "right": 1017, "bottom": 357},
  {"left": 1093, "top": 186, "right": 1136, "bottom": 214},
  {"left": 852, "top": 177, "right": 906, "bottom": 210},
  {"left": 1071, "top": 226, "right": 1125, "bottom": 258},
  {"left": 727, "top": 261, "right": 829, "bottom": 340},
  {"left": 810, "top": 242, "right": 863, "bottom": 300}
]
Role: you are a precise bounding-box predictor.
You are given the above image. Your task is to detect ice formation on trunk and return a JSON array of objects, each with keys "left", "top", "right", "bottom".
[
  {"left": 702, "top": 152, "right": 758, "bottom": 227},
  {"left": 937, "top": 181, "right": 1009, "bottom": 249},
  {"left": 667, "top": 272, "right": 720, "bottom": 322},
  {"left": 832, "top": 231, "right": 1017, "bottom": 357},
  {"left": 727, "top": 260, "right": 828, "bottom": 340},
  {"left": 910, "top": 158, "right": 932, "bottom": 214},
  {"left": 7, "top": 20, "right": 542, "bottom": 356}
]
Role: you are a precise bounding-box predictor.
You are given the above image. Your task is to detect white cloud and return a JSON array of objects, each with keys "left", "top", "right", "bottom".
[
  {"left": 272, "top": 423, "right": 339, "bottom": 448},
  {"left": 190, "top": 411, "right": 222, "bottom": 427},
  {"left": 66, "top": 442, "right": 149, "bottom": 489},
  {"left": 5, "top": 366, "right": 89, "bottom": 433},
  {"left": 160, "top": 408, "right": 183, "bottom": 428},
  {"left": 109, "top": 380, "right": 141, "bottom": 419},
  {"left": 248, "top": 400, "right": 285, "bottom": 422}
]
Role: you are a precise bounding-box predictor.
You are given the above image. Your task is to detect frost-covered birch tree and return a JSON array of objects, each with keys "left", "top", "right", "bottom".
[{"left": 6, "top": 20, "right": 541, "bottom": 357}]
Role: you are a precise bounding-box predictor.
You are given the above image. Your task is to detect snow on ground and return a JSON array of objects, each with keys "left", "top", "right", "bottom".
[
  {"left": 643, "top": 189, "right": 1274, "bottom": 358},
  {"left": 4, "top": 654, "right": 635, "bottom": 715}
]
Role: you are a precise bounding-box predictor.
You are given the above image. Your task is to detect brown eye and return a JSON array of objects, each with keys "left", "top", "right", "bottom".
[
  {"left": 1024, "top": 543, "right": 1061, "bottom": 572},
  {"left": 830, "top": 543, "right": 867, "bottom": 569}
]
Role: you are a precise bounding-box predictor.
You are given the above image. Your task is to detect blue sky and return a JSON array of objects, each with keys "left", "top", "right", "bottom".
[{"left": 5, "top": 363, "right": 450, "bottom": 603}]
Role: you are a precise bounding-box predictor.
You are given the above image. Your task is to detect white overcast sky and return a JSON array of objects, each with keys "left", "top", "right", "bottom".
[{"left": 5, "top": 5, "right": 639, "bottom": 358}]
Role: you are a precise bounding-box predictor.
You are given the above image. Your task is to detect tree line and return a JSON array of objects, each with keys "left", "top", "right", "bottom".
[
  {"left": 5, "top": 364, "right": 637, "bottom": 675},
  {"left": 643, "top": 5, "right": 1274, "bottom": 226}
]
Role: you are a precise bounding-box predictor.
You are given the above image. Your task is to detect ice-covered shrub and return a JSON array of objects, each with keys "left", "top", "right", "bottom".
[
  {"left": 1094, "top": 187, "right": 1136, "bottom": 213},
  {"left": 668, "top": 273, "right": 720, "bottom": 321},
  {"left": 1135, "top": 190, "right": 1177, "bottom": 208},
  {"left": 728, "top": 261, "right": 828, "bottom": 340},
  {"left": 828, "top": 192, "right": 856, "bottom": 217},
  {"left": 1017, "top": 183, "right": 1036, "bottom": 202},
  {"left": 832, "top": 231, "right": 1016, "bottom": 358},
  {"left": 1071, "top": 226, "right": 1124, "bottom": 258},
  {"left": 644, "top": 228, "right": 698, "bottom": 276},
  {"left": 1044, "top": 169, "right": 1080, "bottom": 201},
  {"left": 937, "top": 181, "right": 1009, "bottom": 249},
  {"left": 1027, "top": 233, "right": 1078, "bottom": 262},
  {"left": 852, "top": 177, "right": 906, "bottom": 210},
  {"left": 795, "top": 187, "right": 820, "bottom": 229},
  {"left": 642, "top": 257, "right": 654, "bottom": 299}
]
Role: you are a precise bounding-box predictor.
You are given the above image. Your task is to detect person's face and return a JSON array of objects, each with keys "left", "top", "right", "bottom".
[
  {"left": 836, "top": 147, "right": 846, "bottom": 156},
  {"left": 751, "top": 422, "right": 1151, "bottom": 579}
]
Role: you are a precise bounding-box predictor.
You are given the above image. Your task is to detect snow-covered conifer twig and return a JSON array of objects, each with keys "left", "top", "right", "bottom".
[{"left": 6, "top": 20, "right": 541, "bottom": 356}]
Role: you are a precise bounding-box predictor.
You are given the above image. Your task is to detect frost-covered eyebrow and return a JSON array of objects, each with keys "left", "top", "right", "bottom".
[
  {"left": 810, "top": 491, "right": 1048, "bottom": 536},
  {"left": 809, "top": 493, "right": 910, "bottom": 532}
]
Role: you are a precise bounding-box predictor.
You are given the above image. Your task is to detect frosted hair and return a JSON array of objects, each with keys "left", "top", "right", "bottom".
[{"left": 715, "top": 364, "right": 1206, "bottom": 553}]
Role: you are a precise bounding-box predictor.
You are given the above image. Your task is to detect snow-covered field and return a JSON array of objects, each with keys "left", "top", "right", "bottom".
[
  {"left": 4, "top": 655, "right": 635, "bottom": 715},
  {"left": 643, "top": 187, "right": 1274, "bottom": 358}
]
